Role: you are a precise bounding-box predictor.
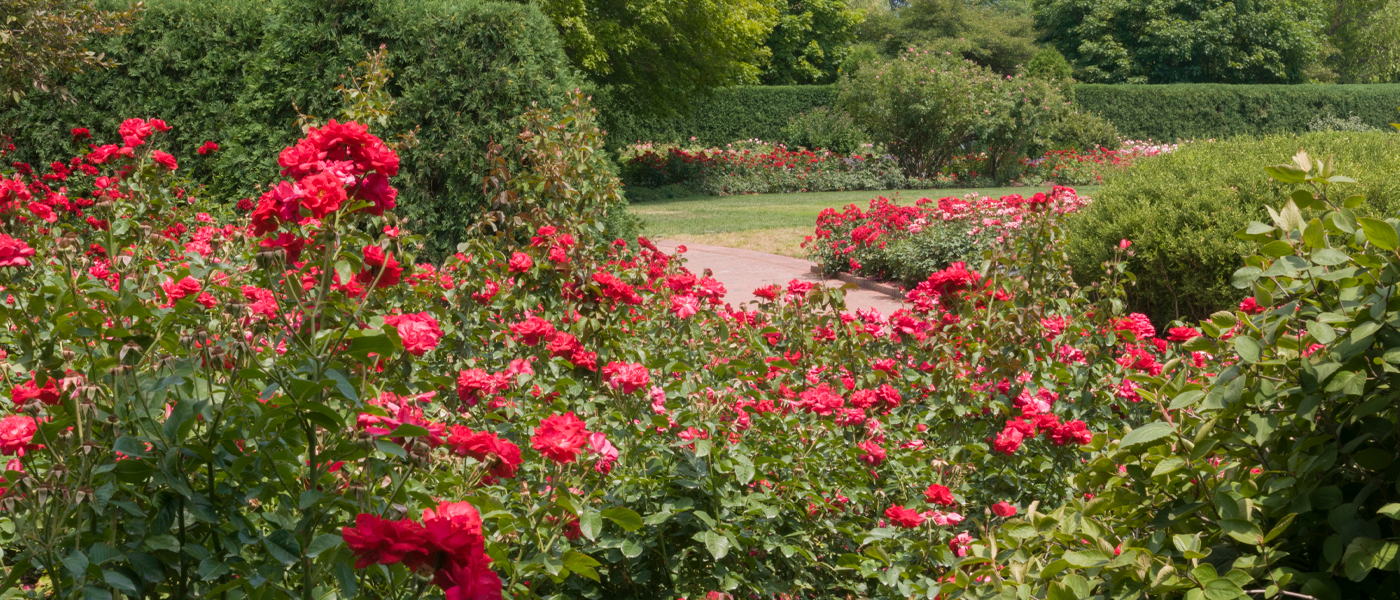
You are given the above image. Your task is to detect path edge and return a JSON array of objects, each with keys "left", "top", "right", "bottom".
[{"left": 810, "top": 266, "right": 907, "bottom": 300}]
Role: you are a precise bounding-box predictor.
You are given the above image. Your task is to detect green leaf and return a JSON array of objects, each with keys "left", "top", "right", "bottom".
[
  {"left": 1264, "top": 164, "right": 1307, "bottom": 184},
  {"left": 601, "top": 507, "right": 643, "bottom": 532},
  {"left": 263, "top": 530, "right": 300, "bottom": 565},
  {"left": 734, "top": 457, "right": 755, "bottom": 485},
  {"left": 1359, "top": 217, "right": 1399, "bottom": 250},
  {"left": 1307, "top": 321, "right": 1337, "bottom": 344},
  {"left": 1230, "top": 266, "right": 1261, "bottom": 289},
  {"left": 696, "top": 530, "right": 730, "bottom": 560},
  {"left": 578, "top": 511, "right": 603, "bottom": 541},
  {"left": 1120, "top": 422, "right": 1175, "bottom": 450},
  {"left": 1311, "top": 248, "right": 1350, "bottom": 266},
  {"left": 1220, "top": 519, "right": 1263, "bottom": 545},
  {"left": 375, "top": 440, "right": 407, "bottom": 458},
  {"left": 1202, "top": 577, "right": 1244, "bottom": 600},
  {"left": 1378, "top": 504, "right": 1400, "bottom": 519},
  {"left": 1062, "top": 549, "right": 1110, "bottom": 568},
  {"left": 62, "top": 551, "right": 89, "bottom": 578},
  {"left": 1152, "top": 456, "right": 1186, "bottom": 477},
  {"left": 1258, "top": 240, "right": 1294, "bottom": 257},
  {"left": 306, "top": 533, "right": 343, "bottom": 558},
  {"left": 562, "top": 551, "right": 601, "bottom": 581},
  {"left": 102, "top": 570, "right": 139, "bottom": 595},
  {"left": 87, "top": 543, "right": 122, "bottom": 566},
  {"left": 386, "top": 424, "right": 430, "bottom": 437},
  {"left": 1234, "top": 336, "right": 1262, "bottom": 364}
]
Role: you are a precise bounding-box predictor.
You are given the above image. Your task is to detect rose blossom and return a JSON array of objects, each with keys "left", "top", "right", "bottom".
[
  {"left": 884, "top": 505, "right": 925, "bottom": 528},
  {"left": 383, "top": 312, "right": 443, "bottom": 356},
  {"left": 992, "top": 501, "right": 1017, "bottom": 517},
  {"left": 0, "top": 415, "right": 38, "bottom": 456},
  {"left": 924, "top": 483, "right": 956, "bottom": 507},
  {"left": 602, "top": 362, "right": 650, "bottom": 394},
  {"left": 531, "top": 412, "right": 589, "bottom": 464},
  {"left": 0, "top": 235, "right": 35, "bottom": 267}
]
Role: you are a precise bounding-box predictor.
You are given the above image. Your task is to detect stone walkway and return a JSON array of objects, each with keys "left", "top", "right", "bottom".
[{"left": 655, "top": 240, "right": 905, "bottom": 314}]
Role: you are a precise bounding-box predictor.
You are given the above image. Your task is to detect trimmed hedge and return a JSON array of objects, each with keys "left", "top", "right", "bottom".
[
  {"left": 1, "top": 0, "right": 579, "bottom": 258},
  {"left": 603, "top": 83, "right": 1400, "bottom": 147},
  {"left": 599, "top": 85, "right": 836, "bottom": 148},
  {"left": 1065, "top": 131, "right": 1400, "bottom": 326},
  {"left": 1074, "top": 84, "right": 1400, "bottom": 141}
]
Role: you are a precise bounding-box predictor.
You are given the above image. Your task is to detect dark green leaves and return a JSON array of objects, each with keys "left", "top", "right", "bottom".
[{"left": 1119, "top": 422, "right": 1175, "bottom": 450}]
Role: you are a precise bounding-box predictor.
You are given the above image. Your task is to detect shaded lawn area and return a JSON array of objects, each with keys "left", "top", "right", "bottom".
[{"left": 629, "top": 185, "right": 1100, "bottom": 258}]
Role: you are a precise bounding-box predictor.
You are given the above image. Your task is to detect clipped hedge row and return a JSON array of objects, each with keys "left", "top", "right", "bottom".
[
  {"left": 1075, "top": 83, "right": 1400, "bottom": 141},
  {"left": 1066, "top": 131, "right": 1400, "bottom": 326},
  {"left": 1, "top": 0, "right": 578, "bottom": 258},
  {"left": 604, "top": 83, "right": 1400, "bottom": 147},
  {"left": 599, "top": 85, "right": 837, "bottom": 148}
]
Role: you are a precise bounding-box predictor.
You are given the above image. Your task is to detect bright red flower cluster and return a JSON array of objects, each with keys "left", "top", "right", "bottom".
[{"left": 343, "top": 501, "right": 500, "bottom": 600}]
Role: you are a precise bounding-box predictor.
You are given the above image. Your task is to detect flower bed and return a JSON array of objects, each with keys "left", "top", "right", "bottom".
[
  {"left": 806, "top": 185, "right": 1091, "bottom": 287},
  {"left": 0, "top": 96, "right": 1212, "bottom": 600},
  {"left": 619, "top": 140, "right": 907, "bottom": 195}
]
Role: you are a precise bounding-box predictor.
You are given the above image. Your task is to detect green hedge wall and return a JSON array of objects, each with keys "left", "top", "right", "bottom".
[
  {"left": 601, "top": 83, "right": 1400, "bottom": 147},
  {"left": 1074, "top": 84, "right": 1400, "bottom": 141},
  {"left": 0, "top": 0, "right": 579, "bottom": 258},
  {"left": 599, "top": 85, "right": 837, "bottom": 148}
]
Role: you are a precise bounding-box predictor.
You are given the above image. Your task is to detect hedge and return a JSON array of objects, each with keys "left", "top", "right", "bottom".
[
  {"left": 0, "top": 0, "right": 579, "bottom": 259},
  {"left": 1074, "top": 84, "right": 1400, "bottom": 141},
  {"left": 598, "top": 85, "right": 837, "bottom": 148},
  {"left": 1065, "top": 131, "right": 1400, "bottom": 326},
  {"left": 601, "top": 83, "right": 1400, "bottom": 147}
]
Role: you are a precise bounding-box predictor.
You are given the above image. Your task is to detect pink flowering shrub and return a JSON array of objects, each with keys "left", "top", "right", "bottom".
[{"left": 0, "top": 93, "right": 1200, "bottom": 600}]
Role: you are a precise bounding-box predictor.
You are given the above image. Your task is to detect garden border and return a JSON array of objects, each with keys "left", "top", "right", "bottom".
[{"left": 810, "top": 265, "right": 907, "bottom": 299}]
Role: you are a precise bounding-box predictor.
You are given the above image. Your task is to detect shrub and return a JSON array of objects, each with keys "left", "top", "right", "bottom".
[
  {"left": 1074, "top": 83, "right": 1400, "bottom": 141},
  {"left": 943, "top": 154, "right": 1400, "bottom": 600},
  {"left": 781, "top": 106, "right": 869, "bottom": 154},
  {"left": 1026, "top": 47, "right": 1073, "bottom": 83},
  {"left": 0, "top": 0, "right": 579, "bottom": 259},
  {"left": 1066, "top": 131, "right": 1400, "bottom": 325},
  {"left": 618, "top": 140, "right": 906, "bottom": 195},
  {"left": 598, "top": 85, "right": 837, "bottom": 148},
  {"left": 839, "top": 48, "right": 1070, "bottom": 182},
  {"left": 1309, "top": 112, "right": 1383, "bottom": 132},
  {"left": 1046, "top": 108, "right": 1121, "bottom": 151}
]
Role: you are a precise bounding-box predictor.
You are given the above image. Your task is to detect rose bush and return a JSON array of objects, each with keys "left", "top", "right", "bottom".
[
  {"left": 0, "top": 90, "right": 1179, "bottom": 599},
  {"left": 619, "top": 140, "right": 907, "bottom": 196}
]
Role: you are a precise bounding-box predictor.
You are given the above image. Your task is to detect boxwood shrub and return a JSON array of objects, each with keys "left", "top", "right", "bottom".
[{"left": 1066, "top": 131, "right": 1400, "bottom": 325}]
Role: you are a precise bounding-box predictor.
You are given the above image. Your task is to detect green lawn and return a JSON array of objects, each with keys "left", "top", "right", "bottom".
[{"left": 628, "top": 185, "right": 1100, "bottom": 258}]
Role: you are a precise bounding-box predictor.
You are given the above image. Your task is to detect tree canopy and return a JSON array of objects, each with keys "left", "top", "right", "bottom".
[
  {"left": 532, "top": 0, "right": 779, "bottom": 112},
  {"left": 0, "top": 0, "right": 139, "bottom": 103},
  {"left": 1033, "top": 0, "right": 1327, "bottom": 84},
  {"left": 856, "top": 0, "right": 1038, "bottom": 76},
  {"left": 760, "top": 0, "right": 864, "bottom": 85}
]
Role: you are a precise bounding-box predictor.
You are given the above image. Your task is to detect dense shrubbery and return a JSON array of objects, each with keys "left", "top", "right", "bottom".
[
  {"left": 618, "top": 140, "right": 905, "bottom": 196},
  {"left": 941, "top": 154, "right": 1400, "bottom": 600},
  {"left": 1075, "top": 83, "right": 1400, "bottom": 142},
  {"left": 838, "top": 48, "right": 1068, "bottom": 182},
  {"left": 1067, "top": 131, "right": 1400, "bottom": 326},
  {"left": 0, "top": 0, "right": 578, "bottom": 259},
  {"left": 781, "top": 107, "right": 869, "bottom": 155},
  {"left": 599, "top": 86, "right": 837, "bottom": 149}
]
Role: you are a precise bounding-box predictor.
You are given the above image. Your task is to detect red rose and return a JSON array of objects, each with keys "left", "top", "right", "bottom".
[
  {"left": 601, "top": 362, "right": 650, "bottom": 394},
  {"left": 1050, "top": 420, "right": 1093, "bottom": 446},
  {"left": 0, "top": 415, "right": 38, "bottom": 456},
  {"left": 352, "top": 172, "right": 397, "bottom": 216},
  {"left": 508, "top": 252, "right": 533, "bottom": 273},
  {"left": 455, "top": 369, "right": 509, "bottom": 405},
  {"left": 531, "top": 412, "right": 589, "bottom": 464},
  {"left": 0, "top": 234, "right": 36, "bottom": 267},
  {"left": 992, "top": 424, "right": 1025, "bottom": 455},
  {"left": 1167, "top": 327, "right": 1200, "bottom": 342},
  {"left": 992, "top": 501, "right": 1017, "bottom": 517},
  {"left": 418, "top": 501, "right": 487, "bottom": 570},
  {"left": 857, "top": 439, "right": 885, "bottom": 466},
  {"left": 152, "top": 150, "right": 178, "bottom": 171},
  {"left": 298, "top": 170, "right": 347, "bottom": 218},
  {"left": 447, "top": 426, "right": 522, "bottom": 480},
  {"left": 12, "top": 376, "right": 59, "bottom": 406},
  {"left": 509, "top": 316, "right": 555, "bottom": 346},
  {"left": 342, "top": 513, "right": 428, "bottom": 569},
  {"left": 439, "top": 560, "right": 503, "bottom": 600},
  {"left": 884, "top": 505, "right": 925, "bottom": 528},
  {"left": 1239, "top": 297, "right": 1267, "bottom": 315},
  {"left": 923, "top": 483, "right": 956, "bottom": 507},
  {"left": 71, "top": 128, "right": 91, "bottom": 139},
  {"left": 118, "top": 118, "right": 153, "bottom": 147},
  {"left": 384, "top": 312, "right": 443, "bottom": 356},
  {"left": 197, "top": 141, "right": 219, "bottom": 155},
  {"left": 356, "top": 245, "right": 402, "bottom": 288},
  {"left": 160, "top": 276, "right": 202, "bottom": 305}
]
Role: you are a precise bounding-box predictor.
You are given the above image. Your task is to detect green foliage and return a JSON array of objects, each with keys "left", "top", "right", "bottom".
[
  {"left": 534, "top": 0, "right": 779, "bottom": 113},
  {"left": 0, "top": 0, "right": 578, "bottom": 260},
  {"left": 1309, "top": 112, "right": 1383, "bottom": 133},
  {"left": 1045, "top": 109, "right": 1120, "bottom": 151},
  {"left": 760, "top": 0, "right": 864, "bottom": 85},
  {"left": 858, "top": 0, "right": 1038, "bottom": 75},
  {"left": 0, "top": 0, "right": 139, "bottom": 102},
  {"left": 1026, "top": 47, "right": 1073, "bottom": 83},
  {"left": 839, "top": 48, "right": 1068, "bottom": 180},
  {"left": 1074, "top": 83, "right": 1400, "bottom": 142},
  {"left": 1317, "top": 0, "right": 1400, "bottom": 83},
  {"left": 781, "top": 106, "right": 869, "bottom": 154},
  {"left": 1065, "top": 131, "right": 1400, "bottom": 326},
  {"left": 1034, "top": 0, "right": 1327, "bottom": 84},
  {"left": 599, "top": 85, "right": 837, "bottom": 148},
  {"left": 948, "top": 154, "right": 1400, "bottom": 599}
]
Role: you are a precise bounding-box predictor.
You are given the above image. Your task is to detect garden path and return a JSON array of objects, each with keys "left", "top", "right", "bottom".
[{"left": 655, "top": 240, "right": 905, "bottom": 314}]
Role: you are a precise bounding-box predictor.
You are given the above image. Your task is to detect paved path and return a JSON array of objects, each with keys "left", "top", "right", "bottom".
[{"left": 655, "top": 240, "right": 905, "bottom": 314}]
